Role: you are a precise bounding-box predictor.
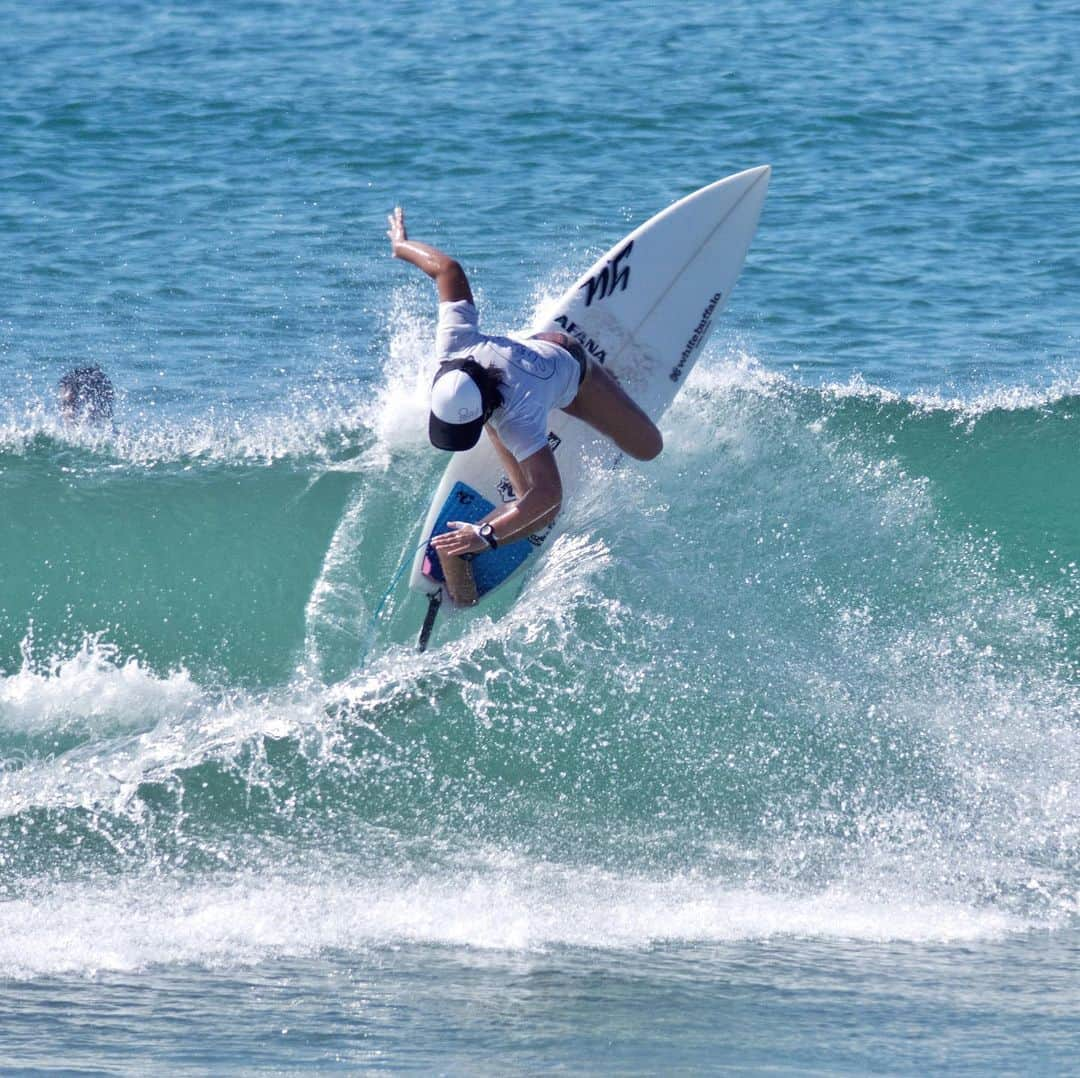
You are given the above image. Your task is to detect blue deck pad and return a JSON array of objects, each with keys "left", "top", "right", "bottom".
[{"left": 425, "top": 482, "right": 535, "bottom": 597}]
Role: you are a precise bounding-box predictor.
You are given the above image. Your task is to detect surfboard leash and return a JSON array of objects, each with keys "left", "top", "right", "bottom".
[{"left": 359, "top": 534, "right": 438, "bottom": 666}]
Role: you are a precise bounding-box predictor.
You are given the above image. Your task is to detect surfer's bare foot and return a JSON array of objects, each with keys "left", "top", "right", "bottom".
[{"left": 440, "top": 553, "right": 478, "bottom": 607}]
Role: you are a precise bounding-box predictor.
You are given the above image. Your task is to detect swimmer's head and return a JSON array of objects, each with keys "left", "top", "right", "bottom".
[{"left": 58, "top": 366, "right": 115, "bottom": 424}]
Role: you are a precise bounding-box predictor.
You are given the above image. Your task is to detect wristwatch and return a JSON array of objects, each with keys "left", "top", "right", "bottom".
[{"left": 478, "top": 522, "right": 498, "bottom": 550}]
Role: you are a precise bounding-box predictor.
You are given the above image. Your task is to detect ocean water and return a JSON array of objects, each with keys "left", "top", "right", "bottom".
[{"left": 2, "top": 0, "right": 1079, "bottom": 1072}]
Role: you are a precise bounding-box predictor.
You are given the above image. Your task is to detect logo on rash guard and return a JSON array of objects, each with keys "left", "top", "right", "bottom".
[{"left": 579, "top": 241, "right": 633, "bottom": 307}]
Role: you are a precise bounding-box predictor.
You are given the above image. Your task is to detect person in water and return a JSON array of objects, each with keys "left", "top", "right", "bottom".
[
  {"left": 58, "top": 365, "right": 115, "bottom": 425},
  {"left": 388, "top": 207, "right": 662, "bottom": 605}
]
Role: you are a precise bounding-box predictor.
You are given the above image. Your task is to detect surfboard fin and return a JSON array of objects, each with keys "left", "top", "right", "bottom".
[{"left": 417, "top": 589, "right": 443, "bottom": 652}]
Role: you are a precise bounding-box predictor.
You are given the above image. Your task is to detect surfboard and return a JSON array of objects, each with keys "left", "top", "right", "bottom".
[{"left": 408, "top": 165, "right": 771, "bottom": 643}]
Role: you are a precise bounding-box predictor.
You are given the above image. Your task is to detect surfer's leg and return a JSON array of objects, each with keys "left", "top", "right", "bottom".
[
  {"left": 561, "top": 360, "right": 663, "bottom": 460},
  {"left": 439, "top": 553, "right": 478, "bottom": 607}
]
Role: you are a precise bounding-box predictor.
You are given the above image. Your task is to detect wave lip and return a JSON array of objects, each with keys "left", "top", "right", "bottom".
[
  {"left": 0, "top": 387, "right": 370, "bottom": 467},
  {"left": 0, "top": 634, "right": 201, "bottom": 736}
]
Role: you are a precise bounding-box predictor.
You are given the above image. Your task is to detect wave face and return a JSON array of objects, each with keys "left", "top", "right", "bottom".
[{"left": 2, "top": 356, "right": 1077, "bottom": 977}]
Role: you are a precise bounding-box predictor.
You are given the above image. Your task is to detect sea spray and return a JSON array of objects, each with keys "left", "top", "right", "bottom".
[{"left": 1, "top": 350, "right": 1078, "bottom": 978}]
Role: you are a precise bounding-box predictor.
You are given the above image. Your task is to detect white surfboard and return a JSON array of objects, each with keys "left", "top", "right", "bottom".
[{"left": 408, "top": 166, "right": 770, "bottom": 636}]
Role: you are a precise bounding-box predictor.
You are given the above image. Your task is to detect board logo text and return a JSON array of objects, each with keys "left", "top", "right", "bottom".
[
  {"left": 670, "top": 292, "right": 722, "bottom": 382},
  {"left": 579, "top": 241, "right": 633, "bottom": 307},
  {"left": 552, "top": 316, "right": 607, "bottom": 364}
]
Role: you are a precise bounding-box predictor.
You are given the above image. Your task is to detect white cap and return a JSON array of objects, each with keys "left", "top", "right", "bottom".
[
  {"left": 431, "top": 368, "right": 483, "bottom": 423},
  {"left": 429, "top": 366, "right": 486, "bottom": 450}
]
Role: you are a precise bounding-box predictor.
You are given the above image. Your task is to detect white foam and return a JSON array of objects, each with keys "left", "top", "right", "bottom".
[
  {"left": 0, "top": 380, "right": 369, "bottom": 467},
  {"left": 0, "top": 858, "right": 1024, "bottom": 979},
  {"left": 673, "top": 347, "right": 1080, "bottom": 421},
  {"left": 0, "top": 656, "right": 327, "bottom": 820},
  {"left": 0, "top": 634, "right": 201, "bottom": 736},
  {"left": 819, "top": 367, "right": 1080, "bottom": 417}
]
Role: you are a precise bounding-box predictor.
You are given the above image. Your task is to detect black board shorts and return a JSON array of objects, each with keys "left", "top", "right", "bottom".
[
  {"left": 569, "top": 341, "right": 589, "bottom": 388},
  {"left": 552, "top": 337, "right": 588, "bottom": 388}
]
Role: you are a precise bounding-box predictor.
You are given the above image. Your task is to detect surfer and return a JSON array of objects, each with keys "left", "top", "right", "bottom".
[
  {"left": 388, "top": 207, "right": 662, "bottom": 605},
  {"left": 58, "top": 365, "right": 115, "bottom": 425}
]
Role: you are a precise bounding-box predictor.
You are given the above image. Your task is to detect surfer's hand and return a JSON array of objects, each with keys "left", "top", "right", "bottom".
[
  {"left": 387, "top": 207, "right": 407, "bottom": 254},
  {"left": 432, "top": 521, "right": 486, "bottom": 557}
]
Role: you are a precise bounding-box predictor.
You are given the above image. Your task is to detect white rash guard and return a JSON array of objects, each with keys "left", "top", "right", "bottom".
[{"left": 435, "top": 300, "right": 581, "bottom": 461}]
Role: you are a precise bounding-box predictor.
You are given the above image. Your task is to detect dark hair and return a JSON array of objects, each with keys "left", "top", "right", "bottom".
[{"left": 58, "top": 365, "right": 115, "bottom": 422}]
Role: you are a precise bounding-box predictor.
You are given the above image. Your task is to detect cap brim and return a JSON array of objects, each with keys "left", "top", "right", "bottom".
[{"left": 429, "top": 413, "right": 484, "bottom": 451}]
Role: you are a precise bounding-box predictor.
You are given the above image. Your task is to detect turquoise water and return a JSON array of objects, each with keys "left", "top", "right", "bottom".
[{"left": 2, "top": 0, "right": 1079, "bottom": 1071}]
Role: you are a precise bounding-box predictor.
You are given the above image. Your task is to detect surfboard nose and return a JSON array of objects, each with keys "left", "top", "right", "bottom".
[
  {"left": 730, "top": 164, "right": 771, "bottom": 215},
  {"left": 740, "top": 164, "right": 771, "bottom": 190}
]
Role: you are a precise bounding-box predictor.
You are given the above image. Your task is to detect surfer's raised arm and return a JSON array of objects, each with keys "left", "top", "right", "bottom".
[{"left": 387, "top": 207, "right": 473, "bottom": 304}]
